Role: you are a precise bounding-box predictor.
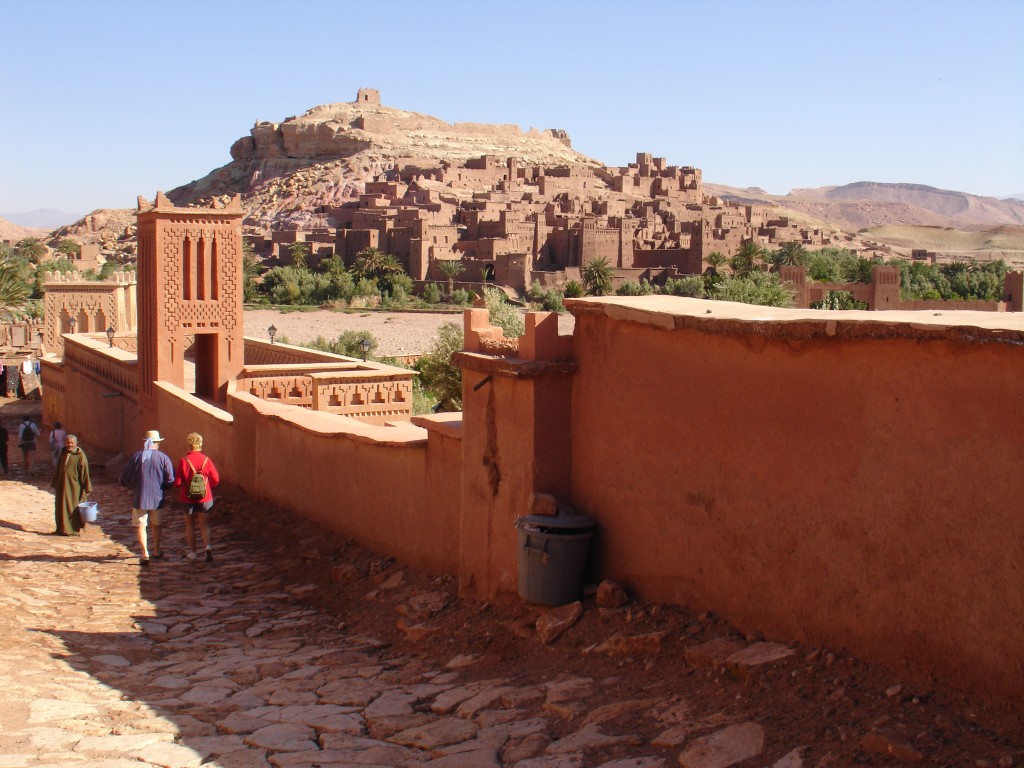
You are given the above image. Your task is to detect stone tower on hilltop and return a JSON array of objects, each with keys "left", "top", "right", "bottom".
[{"left": 356, "top": 87, "right": 381, "bottom": 105}]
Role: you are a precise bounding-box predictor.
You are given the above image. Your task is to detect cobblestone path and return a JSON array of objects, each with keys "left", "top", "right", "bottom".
[
  {"left": 0, "top": 467, "right": 1020, "bottom": 768},
  {"left": 0, "top": 474, "right": 690, "bottom": 768}
]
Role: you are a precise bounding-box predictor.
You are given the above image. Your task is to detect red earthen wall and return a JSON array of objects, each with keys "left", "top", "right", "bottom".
[
  {"left": 567, "top": 309, "right": 1024, "bottom": 701},
  {"left": 225, "top": 392, "right": 462, "bottom": 575}
]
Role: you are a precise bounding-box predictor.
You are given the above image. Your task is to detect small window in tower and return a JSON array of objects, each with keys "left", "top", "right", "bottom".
[
  {"left": 211, "top": 238, "right": 219, "bottom": 300},
  {"left": 182, "top": 237, "right": 192, "bottom": 300},
  {"left": 196, "top": 237, "right": 206, "bottom": 300}
]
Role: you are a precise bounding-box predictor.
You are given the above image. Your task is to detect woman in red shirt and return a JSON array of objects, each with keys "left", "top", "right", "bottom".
[{"left": 175, "top": 431, "right": 220, "bottom": 561}]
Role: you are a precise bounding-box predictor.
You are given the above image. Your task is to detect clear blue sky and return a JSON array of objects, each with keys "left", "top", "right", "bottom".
[{"left": 2, "top": 0, "right": 1022, "bottom": 217}]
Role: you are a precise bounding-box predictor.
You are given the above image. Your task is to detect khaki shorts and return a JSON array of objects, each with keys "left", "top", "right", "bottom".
[{"left": 131, "top": 508, "right": 161, "bottom": 528}]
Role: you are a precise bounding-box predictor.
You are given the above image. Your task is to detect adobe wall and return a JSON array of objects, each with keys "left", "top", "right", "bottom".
[
  {"left": 565, "top": 296, "right": 1024, "bottom": 701},
  {"left": 154, "top": 383, "right": 236, "bottom": 478},
  {"left": 40, "top": 338, "right": 141, "bottom": 458},
  {"left": 224, "top": 392, "right": 462, "bottom": 574}
]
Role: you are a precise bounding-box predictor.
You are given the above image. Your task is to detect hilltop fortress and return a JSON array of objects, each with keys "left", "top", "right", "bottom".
[{"left": 170, "top": 89, "right": 839, "bottom": 291}]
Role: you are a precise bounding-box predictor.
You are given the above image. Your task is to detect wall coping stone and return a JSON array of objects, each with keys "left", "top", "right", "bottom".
[
  {"left": 566, "top": 295, "right": 1024, "bottom": 345},
  {"left": 411, "top": 412, "right": 463, "bottom": 439},
  {"left": 230, "top": 390, "right": 428, "bottom": 448},
  {"left": 453, "top": 352, "right": 578, "bottom": 378}
]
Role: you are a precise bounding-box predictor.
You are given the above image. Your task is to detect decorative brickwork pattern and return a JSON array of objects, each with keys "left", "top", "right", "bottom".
[
  {"left": 42, "top": 270, "right": 136, "bottom": 354},
  {"left": 135, "top": 193, "right": 245, "bottom": 403}
]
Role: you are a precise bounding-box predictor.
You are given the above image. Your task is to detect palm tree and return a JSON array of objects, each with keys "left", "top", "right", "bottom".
[
  {"left": 435, "top": 259, "right": 465, "bottom": 299},
  {"left": 729, "top": 240, "right": 766, "bottom": 278},
  {"left": 288, "top": 242, "right": 309, "bottom": 271},
  {"left": 15, "top": 237, "right": 46, "bottom": 264},
  {"left": 56, "top": 238, "right": 80, "bottom": 258},
  {"left": 581, "top": 257, "right": 614, "bottom": 296},
  {"left": 353, "top": 247, "right": 387, "bottom": 280},
  {"left": 703, "top": 251, "right": 728, "bottom": 277},
  {"left": 772, "top": 241, "right": 808, "bottom": 270},
  {"left": 0, "top": 259, "right": 30, "bottom": 309}
]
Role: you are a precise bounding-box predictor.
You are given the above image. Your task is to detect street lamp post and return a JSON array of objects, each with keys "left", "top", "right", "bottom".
[
  {"left": 268, "top": 325, "right": 277, "bottom": 344},
  {"left": 106, "top": 326, "right": 115, "bottom": 347},
  {"left": 359, "top": 338, "right": 371, "bottom": 361}
]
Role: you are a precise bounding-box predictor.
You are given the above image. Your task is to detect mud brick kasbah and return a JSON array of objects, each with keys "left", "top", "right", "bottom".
[{"left": 38, "top": 104, "right": 1024, "bottom": 709}]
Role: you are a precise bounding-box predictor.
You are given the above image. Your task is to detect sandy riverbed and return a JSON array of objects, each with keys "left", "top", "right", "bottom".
[
  {"left": 244, "top": 309, "right": 460, "bottom": 356},
  {"left": 243, "top": 308, "right": 576, "bottom": 357}
]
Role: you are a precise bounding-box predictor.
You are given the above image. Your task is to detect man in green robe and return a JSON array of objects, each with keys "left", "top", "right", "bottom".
[{"left": 52, "top": 434, "right": 91, "bottom": 535}]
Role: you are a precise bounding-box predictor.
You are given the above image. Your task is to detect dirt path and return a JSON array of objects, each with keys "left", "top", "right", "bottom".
[{"left": 0, "top": 395, "right": 1021, "bottom": 767}]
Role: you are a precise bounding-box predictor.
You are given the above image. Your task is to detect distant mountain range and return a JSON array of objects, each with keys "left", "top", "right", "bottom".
[
  {"left": 705, "top": 181, "right": 1024, "bottom": 232},
  {"left": 1, "top": 209, "right": 81, "bottom": 229}
]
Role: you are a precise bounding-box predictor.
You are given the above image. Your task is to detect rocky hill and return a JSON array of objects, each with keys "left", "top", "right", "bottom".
[
  {"left": 0, "top": 216, "right": 48, "bottom": 243},
  {"left": 49, "top": 208, "right": 137, "bottom": 255},
  {"left": 40, "top": 96, "right": 1024, "bottom": 260},
  {"left": 707, "top": 181, "right": 1024, "bottom": 232},
  {"left": 167, "top": 98, "right": 600, "bottom": 230}
]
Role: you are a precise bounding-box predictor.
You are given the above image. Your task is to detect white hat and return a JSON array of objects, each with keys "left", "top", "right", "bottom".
[{"left": 145, "top": 430, "right": 164, "bottom": 443}]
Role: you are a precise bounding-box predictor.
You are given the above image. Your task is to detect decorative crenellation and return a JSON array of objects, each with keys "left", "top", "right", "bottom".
[
  {"left": 44, "top": 269, "right": 136, "bottom": 285},
  {"left": 43, "top": 270, "right": 137, "bottom": 353},
  {"left": 245, "top": 375, "right": 313, "bottom": 407},
  {"left": 313, "top": 377, "right": 413, "bottom": 425}
]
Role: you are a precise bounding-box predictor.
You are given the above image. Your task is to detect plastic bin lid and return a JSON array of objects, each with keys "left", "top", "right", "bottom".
[{"left": 516, "top": 504, "right": 596, "bottom": 530}]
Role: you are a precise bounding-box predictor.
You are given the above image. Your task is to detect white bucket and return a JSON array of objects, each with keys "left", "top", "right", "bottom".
[{"left": 78, "top": 501, "right": 99, "bottom": 523}]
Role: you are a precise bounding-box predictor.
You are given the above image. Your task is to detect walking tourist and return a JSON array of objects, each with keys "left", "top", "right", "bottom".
[
  {"left": 0, "top": 422, "right": 7, "bottom": 475},
  {"left": 18, "top": 417, "right": 40, "bottom": 475},
  {"left": 48, "top": 421, "right": 67, "bottom": 466},
  {"left": 119, "top": 430, "right": 174, "bottom": 566},
  {"left": 51, "top": 434, "right": 91, "bottom": 535},
  {"left": 175, "top": 432, "right": 220, "bottom": 562}
]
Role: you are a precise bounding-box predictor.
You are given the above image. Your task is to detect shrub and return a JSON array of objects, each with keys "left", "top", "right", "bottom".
[
  {"left": 451, "top": 288, "right": 473, "bottom": 306},
  {"left": 811, "top": 290, "right": 868, "bottom": 310},
  {"left": 616, "top": 279, "right": 655, "bottom": 296},
  {"left": 416, "top": 322, "right": 465, "bottom": 412},
  {"left": 664, "top": 276, "right": 706, "bottom": 298},
  {"left": 484, "top": 286, "right": 524, "bottom": 338},
  {"left": 527, "top": 280, "right": 564, "bottom": 312},
  {"left": 711, "top": 272, "right": 794, "bottom": 307},
  {"left": 421, "top": 282, "right": 442, "bottom": 304},
  {"left": 380, "top": 271, "right": 413, "bottom": 299},
  {"left": 304, "top": 330, "right": 378, "bottom": 359},
  {"left": 563, "top": 280, "right": 585, "bottom": 298}
]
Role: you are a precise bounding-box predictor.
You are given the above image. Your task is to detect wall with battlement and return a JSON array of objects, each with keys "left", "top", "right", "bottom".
[{"left": 42, "top": 270, "right": 137, "bottom": 355}]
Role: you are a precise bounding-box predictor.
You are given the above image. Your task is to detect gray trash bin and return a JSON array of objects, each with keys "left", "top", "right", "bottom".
[{"left": 515, "top": 506, "right": 596, "bottom": 606}]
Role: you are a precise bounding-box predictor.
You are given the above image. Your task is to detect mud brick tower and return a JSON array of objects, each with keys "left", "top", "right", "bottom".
[{"left": 135, "top": 192, "right": 245, "bottom": 414}]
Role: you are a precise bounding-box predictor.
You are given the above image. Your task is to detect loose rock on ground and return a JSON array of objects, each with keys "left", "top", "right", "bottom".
[{"left": 0, "top": 398, "right": 1021, "bottom": 767}]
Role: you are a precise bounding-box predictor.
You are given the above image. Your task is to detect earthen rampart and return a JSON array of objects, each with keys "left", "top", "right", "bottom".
[{"left": 561, "top": 297, "right": 1024, "bottom": 702}]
